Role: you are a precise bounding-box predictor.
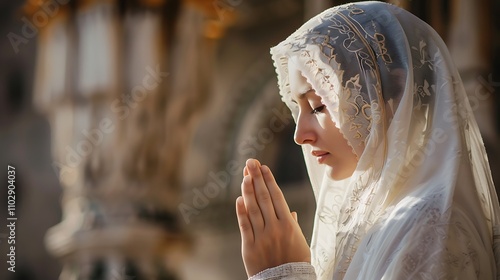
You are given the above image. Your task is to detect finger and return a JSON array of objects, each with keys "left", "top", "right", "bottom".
[
  {"left": 291, "top": 211, "right": 298, "bottom": 223},
  {"left": 260, "top": 165, "right": 291, "bottom": 220},
  {"left": 236, "top": 196, "right": 254, "bottom": 244},
  {"left": 241, "top": 174, "right": 265, "bottom": 232},
  {"left": 243, "top": 166, "right": 249, "bottom": 177},
  {"left": 246, "top": 159, "right": 277, "bottom": 226}
]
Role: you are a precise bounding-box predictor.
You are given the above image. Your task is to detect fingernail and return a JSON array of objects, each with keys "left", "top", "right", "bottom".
[
  {"left": 261, "top": 165, "right": 268, "bottom": 174},
  {"left": 247, "top": 159, "right": 256, "bottom": 169},
  {"left": 243, "top": 175, "right": 252, "bottom": 183}
]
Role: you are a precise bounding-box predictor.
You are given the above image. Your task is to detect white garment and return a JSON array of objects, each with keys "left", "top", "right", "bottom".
[
  {"left": 258, "top": 1, "right": 500, "bottom": 279},
  {"left": 249, "top": 263, "right": 316, "bottom": 280}
]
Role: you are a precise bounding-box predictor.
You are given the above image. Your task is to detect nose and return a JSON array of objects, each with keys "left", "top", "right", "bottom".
[{"left": 294, "top": 113, "right": 316, "bottom": 145}]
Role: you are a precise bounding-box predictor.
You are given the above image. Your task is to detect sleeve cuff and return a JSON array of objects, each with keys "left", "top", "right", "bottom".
[{"left": 248, "top": 262, "right": 316, "bottom": 280}]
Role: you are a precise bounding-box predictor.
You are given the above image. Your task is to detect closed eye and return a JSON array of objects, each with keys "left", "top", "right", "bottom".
[{"left": 311, "top": 105, "right": 326, "bottom": 114}]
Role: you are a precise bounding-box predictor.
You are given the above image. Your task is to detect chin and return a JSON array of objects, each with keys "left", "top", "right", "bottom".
[{"left": 327, "top": 166, "right": 353, "bottom": 181}]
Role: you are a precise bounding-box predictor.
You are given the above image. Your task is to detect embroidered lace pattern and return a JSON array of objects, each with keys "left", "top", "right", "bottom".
[{"left": 269, "top": 2, "right": 500, "bottom": 279}]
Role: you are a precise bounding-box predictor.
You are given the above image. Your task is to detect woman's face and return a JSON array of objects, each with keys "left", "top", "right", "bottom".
[{"left": 292, "top": 88, "right": 358, "bottom": 180}]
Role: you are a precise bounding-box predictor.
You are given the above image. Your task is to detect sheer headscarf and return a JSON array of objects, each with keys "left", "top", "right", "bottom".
[{"left": 270, "top": 1, "right": 500, "bottom": 279}]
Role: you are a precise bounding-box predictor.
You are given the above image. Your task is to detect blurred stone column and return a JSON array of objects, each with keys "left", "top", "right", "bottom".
[
  {"left": 447, "top": 0, "right": 500, "bottom": 187},
  {"left": 448, "top": 0, "right": 494, "bottom": 136},
  {"left": 304, "top": 0, "right": 330, "bottom": 19},
  {"left": 386, "top": 0, "right": 410, "bottom": 10},
  {"left": 26, "top": 0, "right": 216, "bottom": 279},
  {"left": 427, "top": 0, "right": 448, "bottom": 39}
]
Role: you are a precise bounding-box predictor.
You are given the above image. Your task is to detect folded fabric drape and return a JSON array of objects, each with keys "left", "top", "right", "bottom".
[{"left": 267, "top": 1, "right": 500, "bottom": 279}]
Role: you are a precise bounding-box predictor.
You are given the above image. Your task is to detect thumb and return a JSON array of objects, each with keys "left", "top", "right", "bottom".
[{"left": 291, "top": 211, "right": 298, "bottom": 223}]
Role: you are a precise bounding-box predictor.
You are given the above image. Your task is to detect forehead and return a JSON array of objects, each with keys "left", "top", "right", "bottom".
[
  {"left": 291, "top": 89, "right": 321, "bottom": 104},
  {"left": 288, "top": 60, "right": 313, "bottom": 97}
]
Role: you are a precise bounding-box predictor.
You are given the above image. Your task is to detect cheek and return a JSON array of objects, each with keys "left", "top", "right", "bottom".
[
  {"left": 324, "top": 121, "right": 353, "bottom": 155},
  {"left": 322, "top": 119, "right": 342, "bottom": 142}
]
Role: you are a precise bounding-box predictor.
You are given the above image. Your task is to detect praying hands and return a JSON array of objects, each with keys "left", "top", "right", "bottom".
[{"left": 236, "top": 158, "right": 311, "bottom": 277}]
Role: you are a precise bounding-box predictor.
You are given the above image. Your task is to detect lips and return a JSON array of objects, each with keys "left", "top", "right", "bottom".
[{"left": 312, "top": 150, "right": 330, "bottom": 164}]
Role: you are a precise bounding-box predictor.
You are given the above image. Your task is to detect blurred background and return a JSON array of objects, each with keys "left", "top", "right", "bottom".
[{"left": 0, "top": 0, "right": 498, "bottom": 279}]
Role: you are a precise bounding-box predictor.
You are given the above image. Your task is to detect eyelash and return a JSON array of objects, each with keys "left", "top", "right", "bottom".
[{"left": 311, "top": 105, "right": 326, "bottom": 114}]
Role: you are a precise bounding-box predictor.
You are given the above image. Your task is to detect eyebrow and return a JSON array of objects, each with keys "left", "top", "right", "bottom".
[{"left": 291, "top": 89, "right": 315, "bottom": 103}]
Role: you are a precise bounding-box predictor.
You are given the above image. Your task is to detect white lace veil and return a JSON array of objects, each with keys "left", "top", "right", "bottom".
[{"left": 270, "top": 1, "right": 500, "bottom": 279}]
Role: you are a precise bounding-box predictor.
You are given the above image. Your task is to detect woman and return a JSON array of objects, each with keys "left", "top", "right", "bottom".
[{"left": 236, "top": 1, "right": 500, "bottom": 279}]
